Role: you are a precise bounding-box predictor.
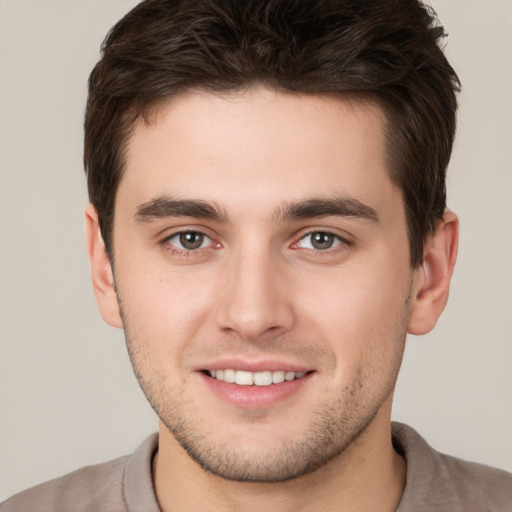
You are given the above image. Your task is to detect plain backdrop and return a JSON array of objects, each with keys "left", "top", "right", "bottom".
[{"left": 1, "top": 0, "right": 511, "bottom": 500}]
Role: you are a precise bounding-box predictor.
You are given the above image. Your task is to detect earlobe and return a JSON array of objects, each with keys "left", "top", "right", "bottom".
[
  {"left": 84, "top": 204, "right": 123, "bottom": 329},
  {"left": 408, "top": 210, "right": 459, "bottom": 335}
]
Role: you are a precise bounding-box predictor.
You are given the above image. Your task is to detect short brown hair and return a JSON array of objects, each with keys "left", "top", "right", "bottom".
[{"left": 84, "top": 0, "right": 460, "bottom": 266}]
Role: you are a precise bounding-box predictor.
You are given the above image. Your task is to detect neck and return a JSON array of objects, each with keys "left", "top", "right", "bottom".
[{"left": 153, "top": 408, "right": 406, "bottom": 512}]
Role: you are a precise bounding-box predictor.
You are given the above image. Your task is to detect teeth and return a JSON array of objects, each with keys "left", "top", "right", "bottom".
[
  {"left": 224, "top": 369, "right": 236, "bottom": 383},
  {"left": 285, "top": 371, "right": 295, "bottom": 381},
  {"left": 271, "top": 371, "right": 285, "bottom": 384},
  {"left": 208, "top": 369, "right": 307, "bottom": 386},
  {"left": 253, "top": 371, "right": 272, "bottom": 386},
  {"left": 235, "top": 370, "right": 253, "bottom": 385}
]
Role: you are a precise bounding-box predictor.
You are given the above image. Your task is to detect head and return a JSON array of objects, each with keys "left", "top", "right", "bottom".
[
  {"left": 84, "top": 0, "right": 460, "bottom": 484},
  {"left": 84, "top": 0, "right": 460, "bottom": 267}
]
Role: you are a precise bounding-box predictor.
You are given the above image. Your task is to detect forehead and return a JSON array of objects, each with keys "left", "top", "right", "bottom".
[{"left": 119, "top": 88, "right": 396, "bottom": 219}]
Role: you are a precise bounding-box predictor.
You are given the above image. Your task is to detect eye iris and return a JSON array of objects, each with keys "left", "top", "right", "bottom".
[
  {"left": 179, "top": 232, "right": 204, "bottom": 250},
  {"left": 311, "top": 232, "right": 334, "bottom": 250}
]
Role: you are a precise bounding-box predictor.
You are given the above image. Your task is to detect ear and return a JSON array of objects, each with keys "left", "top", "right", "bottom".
[
  {"left": 408, "top": 210, "right": 459, "bottom": 335},
  {"left": 85, "top": 204, "right": 123, "bottom": 329}
]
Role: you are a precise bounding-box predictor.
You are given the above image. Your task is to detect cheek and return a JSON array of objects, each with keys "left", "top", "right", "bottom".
[
  {"left": 115, "top": 256, "right": 219, "bottom": 353},
  {"left": 296, "top": 259, "right": 411, "bottom": 367},
  {"left": 300, "top": 263, "right": 408, "bottom": 326}
]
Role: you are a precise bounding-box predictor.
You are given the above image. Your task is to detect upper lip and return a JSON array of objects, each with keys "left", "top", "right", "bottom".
[{"left": 197, "top": 359, "right": 313, "bottom": 373}]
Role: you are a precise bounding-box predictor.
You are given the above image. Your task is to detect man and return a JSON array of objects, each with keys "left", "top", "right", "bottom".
[{"left": 2, "top": 0, "right": 511, "bottom": 510}]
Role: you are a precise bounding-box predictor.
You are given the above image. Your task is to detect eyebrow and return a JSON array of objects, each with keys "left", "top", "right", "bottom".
[
  {"left": 134, "top": 195, "right": 378, "bottom": 225},
  {"left": 275, "top": 197, "right": 379, "bottom": 223},
  {"left": 134, "top": 196, "right": 229, "bottom": 223}
]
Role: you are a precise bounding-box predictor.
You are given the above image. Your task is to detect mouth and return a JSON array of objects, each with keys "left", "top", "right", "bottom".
[
  {"left": 203, "top": 369, "right": 308, "bottom": 386},
  {"left": 198, "top": 361, "right": 315, "bottom": 409}
]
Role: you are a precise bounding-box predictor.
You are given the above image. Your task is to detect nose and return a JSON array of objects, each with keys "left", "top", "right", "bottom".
[{"left": 214, "top": 246, "right": 295, "bottom": 341}]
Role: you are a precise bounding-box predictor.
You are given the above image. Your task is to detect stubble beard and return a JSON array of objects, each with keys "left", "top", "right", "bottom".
[
  {"left": 118, "top": 285, "right": 411, "bottom": 483},
  {"left": 122, "top": 334, "right": 407, "bottom": 483},
  {"left": 157, "top": 378, "right": 388, "bottom": 483}
]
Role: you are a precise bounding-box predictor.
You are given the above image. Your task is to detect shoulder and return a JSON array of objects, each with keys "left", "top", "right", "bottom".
[
  {"left": 0, "top": 434, "right": 159, "bottom": 512},
  {"left": 437, "top": 450, "right": 512, "bottom": 505},
  {"left": 393, "top": 422, "right": 512, "bottom": 512},
  {"left": 0, "top": 456, "right": 129, "bottom": 512}
]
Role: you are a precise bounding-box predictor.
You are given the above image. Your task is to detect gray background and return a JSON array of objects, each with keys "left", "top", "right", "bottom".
[{"left": 1, "top": 0, "right": 511, "bottom": 500}]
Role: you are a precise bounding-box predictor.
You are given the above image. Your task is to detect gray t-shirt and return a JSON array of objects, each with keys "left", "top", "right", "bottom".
[{"left": 2, "top": 423, "right": 511, "bottom": 511}]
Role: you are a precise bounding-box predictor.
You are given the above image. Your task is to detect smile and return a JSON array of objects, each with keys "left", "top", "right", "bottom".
[{"left": 207, "top": 369, "right": 307, "bottom": 386}]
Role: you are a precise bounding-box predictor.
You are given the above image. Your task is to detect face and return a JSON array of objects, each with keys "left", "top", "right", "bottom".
[{"left": 109, "top": 88, "right": 420, "bottom": 482}]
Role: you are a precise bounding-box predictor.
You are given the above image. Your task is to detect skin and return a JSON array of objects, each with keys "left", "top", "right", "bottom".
[{"left": 86, "top": 87, "right": 458, "bottom": 511}]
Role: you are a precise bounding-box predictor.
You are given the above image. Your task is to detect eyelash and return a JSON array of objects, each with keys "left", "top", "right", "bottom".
[
  {"left": 160, "top": 229, "right": 352, "bottom": 257},
  {"left": 292, "top": 230, "right": 352, "bottom": 252},
  {"left": 162, "top": 230, "right": 218, "bottom": 255}
]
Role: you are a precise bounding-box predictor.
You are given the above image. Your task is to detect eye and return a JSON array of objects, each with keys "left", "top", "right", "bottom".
[
  {"left": 296, "top": 231, "right": 343, "bottom": 250},
  {"left": 165, "top": 231, "right": 212, "bottom": 251}
]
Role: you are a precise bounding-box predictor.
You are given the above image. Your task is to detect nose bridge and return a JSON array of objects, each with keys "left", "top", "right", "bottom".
[{"left": 215, "top": 238, "right": 294, "bottom": 339}]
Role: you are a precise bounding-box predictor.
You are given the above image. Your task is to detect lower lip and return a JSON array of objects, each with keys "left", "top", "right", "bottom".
[{"left": 200, "top": 372, "right": 314, "bottom": 409}]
